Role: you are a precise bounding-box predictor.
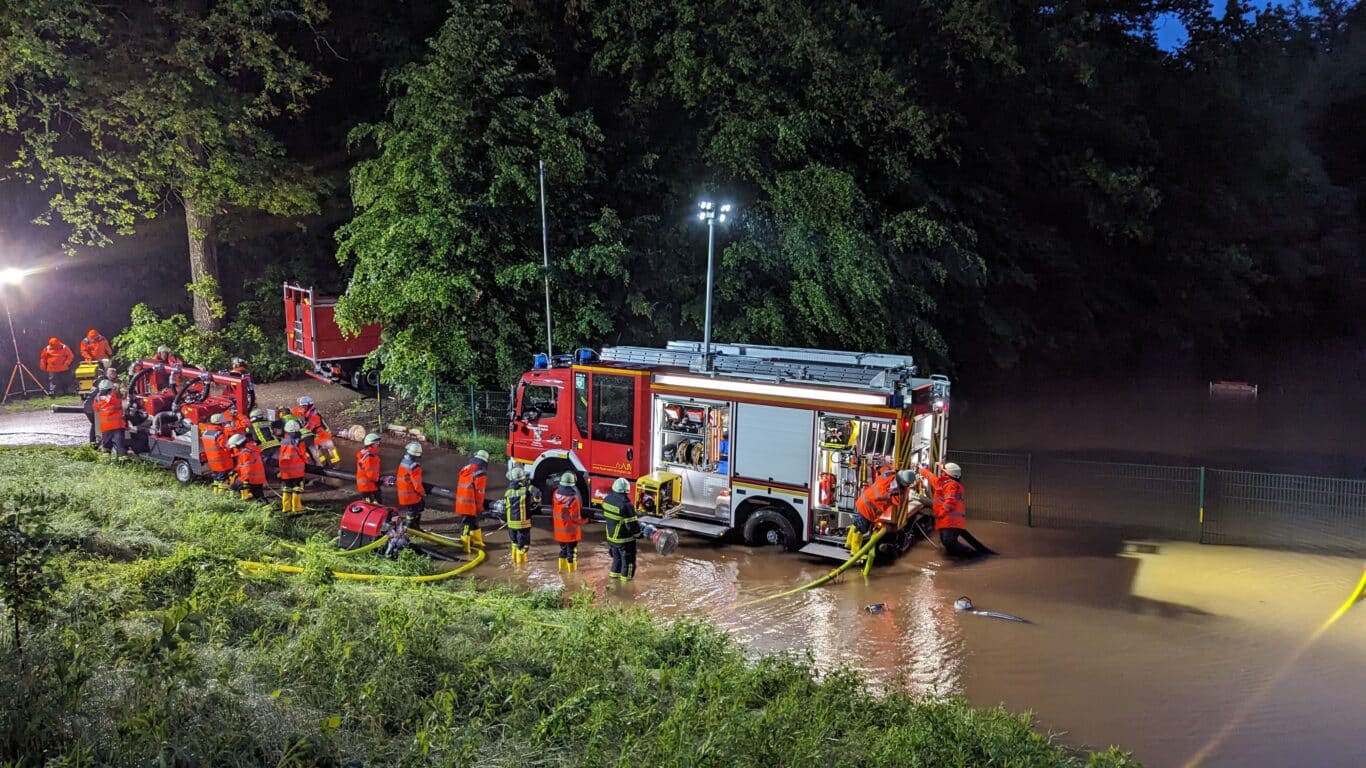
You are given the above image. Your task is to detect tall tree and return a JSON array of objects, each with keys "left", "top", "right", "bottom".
[{"left": 0, "top": 0, "right": 327, "bottom": 330}]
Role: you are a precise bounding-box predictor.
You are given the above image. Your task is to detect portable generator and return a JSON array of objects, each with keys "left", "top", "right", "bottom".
[
  {"left": 339, "top": 501, "right": 398, "bottom": 550},
  {"left": 74, "top": 360, "right": 101, "bottom": 398},
  {"left": 635, "top": 470, "right": 682, "bottom": 516}
]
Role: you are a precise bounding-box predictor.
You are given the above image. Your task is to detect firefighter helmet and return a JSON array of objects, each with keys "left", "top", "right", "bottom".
[
  {"left": 611, "top": 477, "right": 629, "bottom": 494},
  {"left": 156, "top": 345, "right": 171, "bottom": 355},
  {"left": 209, "top": 413, "right": 225, "bottom": 425},
  {"left": 98, "top": 379, "right": 114, "bottom": 391},
  {"left": 227, "top": 434, "right": 247, "bottom": 449},
  {"left": 405, "top": 441, "right": 422, "bottom": 456},
  {"left": 559, "top": 472, "right": 576, "bottom": 487},
  {"left": 297, "top": 395, "right": 314, "bottom": 406},
  {"left": 363, "top": 433, "right": 382, "bottom": 446},
  {"left": 508, "top": 466, "right": 525, "bottom": 482},
  {"left": 231, "top": 357, "right": 245, "bottom": 367},
  {"left": 474, "top": 449, "right": 490, "bottom": 462},
  {"left": 896, "top": 469, "right": 916, "bottom": 486},
  {"left": 284, "top": 420, "right": 301, "bottom": 433},
  {"left": 249, "top": 408, "right": 265, "bottom": 419},
  {"left": 943, "top": 462, "right": 962, "bottom": 479},
  {"left": 47, "top": 336, "right": 59, "bottom": 346}
]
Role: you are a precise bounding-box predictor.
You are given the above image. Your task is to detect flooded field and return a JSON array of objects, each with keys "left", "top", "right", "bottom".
[{"left": 485, "top": 522, "right": 1366, "bottom": 767}]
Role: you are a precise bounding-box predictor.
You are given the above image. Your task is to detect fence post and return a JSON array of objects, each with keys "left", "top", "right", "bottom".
[
  {"left": 376, "top": 377, "right": 383, "bottom": 433},
  {"left": 433, "top": 376, "right": 441, "bottom": 446},
  {"left": 1026, "top": 452, "right": 1034, "bottom": 527},
  {"left": 1198, "top": 466, "right": 1206, "bottom": 544},
  {"left": 469, "top": 382, "right": 478, "bottom": 441}
]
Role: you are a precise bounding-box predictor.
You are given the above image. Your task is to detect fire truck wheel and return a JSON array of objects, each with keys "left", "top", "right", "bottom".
[
  {"left": 172, "top": 459, "right": 194, "bottom": 485},
  {"left": 742, "top": 508, "right": 798, "bottom": 551}
]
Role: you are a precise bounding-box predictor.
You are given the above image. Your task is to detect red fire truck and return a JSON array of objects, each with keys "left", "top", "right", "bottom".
[
  {"left": 507, "top": 341, "right": 951, "bottom": 561},
  {"left": 284, "top": 283, "right": 383, "bottom": 389}
]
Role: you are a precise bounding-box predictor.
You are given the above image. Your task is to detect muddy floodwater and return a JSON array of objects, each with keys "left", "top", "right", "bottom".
[{"left": 483, "top": 521, "right": 1366, "bottom": 767}]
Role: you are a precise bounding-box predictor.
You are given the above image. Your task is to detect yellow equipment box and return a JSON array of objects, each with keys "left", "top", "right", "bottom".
[
  {"left": 74, "top": 360, "right": 101, "bottom": 398},
  {"left": 635, "top": 470, "right": 682, "bottom": 516}
]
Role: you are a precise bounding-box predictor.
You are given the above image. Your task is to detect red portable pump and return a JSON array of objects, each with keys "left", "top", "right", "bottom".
[{"left": 338, "top": 501, "right": 399, "bottom": 550}]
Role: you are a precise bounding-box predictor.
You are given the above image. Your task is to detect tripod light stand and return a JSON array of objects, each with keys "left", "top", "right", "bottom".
[{"left": 1, "top": 268, "right": 45, "bottom": 403}]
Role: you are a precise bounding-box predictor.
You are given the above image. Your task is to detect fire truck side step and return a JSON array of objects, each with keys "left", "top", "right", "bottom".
[
  {"left": 639, "top": 515, "right": 730, "bottom": 538},
  {"left": 797, "top": 542, "right": 857, "bottom": 562}
]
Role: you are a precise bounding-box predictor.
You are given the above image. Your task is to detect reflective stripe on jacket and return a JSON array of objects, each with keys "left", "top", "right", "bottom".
[
  {"left": 93, "top": 391, "right": 127, "bottom": 432},
  {"left": 552, "top": 488, "right": 585, "bottom": 543},
  {"left": 276, "top": 436, "right": 308, "bottom": 480},
  {"left": 199, "top": 426, "right": 233, "bottom": 472},
  {"left": 396, "top": 454, "right": 424, "bottom": 506},
  {"left": 855, "top": 472, "right": 903, "bottom": 524},
  {"left": 601, "top": 491, "right": 641, "bottom": 543},
  {"left": 505, "top": 484, "right": 538, "bottom": 529},
  {"left": 454, "top": 460, "right": 487, "bottom": 518},
  {"left": 234, "top": 442, "right": 266, "bottom": 485},
  {"left": 249, "top": 419, "right": 280, "bottom": 451},
  {"left": 355, "top": 446, "right": 381, "bottom": 493},
  {"left": 296, "top": 405, "right": 332, "bottom": 442}
]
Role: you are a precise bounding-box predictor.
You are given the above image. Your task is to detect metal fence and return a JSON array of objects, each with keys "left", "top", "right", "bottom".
[
  {"left": 948, "top": 450, "right": 1366, "bottom": 555},
  {"left": 425, "top": 385, "right": 509, "bottom": 446}
]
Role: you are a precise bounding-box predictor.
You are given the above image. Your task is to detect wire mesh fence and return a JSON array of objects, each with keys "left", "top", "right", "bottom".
[
  {"left": 947, "top": 450, "right": 1366, "bottom": 554},
  {"left": 427, "top": 385, "right": 510, "bottom": 447}
]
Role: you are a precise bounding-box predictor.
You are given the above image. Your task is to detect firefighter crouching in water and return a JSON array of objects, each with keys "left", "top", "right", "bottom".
[
  {"left": 454, "top": 450, "right": 490, "bottom": 551},
  {"left": 276, "top": 420, "right": 309, "bottom": 512},
  {"left": 602, "top": 477, "right": 642, "bottom": 581},
  {"left": 228, "top": 433, "right": 266, "bottom": 500},
  {"left": 394, "top": 442, "right": 425, "bottom": 525},
  {"left": 355, "top": 433, "right": 383, "bottom": 504},
  {"left": 921, "top": 462, "right": 996, "bottom": 558},
  {"left": 295, "top": 395, "right": 340, "bottom": 466},
  {"left": 504, "top": 466, "right": 540, "bottom": 565},
  {"left": 850, "top": 468, "right": 918, "bottom": 553},
  {"left": 552, "top": 473, "right": 586, "bottom": 572},
  {"left": 92, "top": 379, "right": 129, "bottom": 459},
  {"left": 200, "top": 413, "right": 234, "bottom": 494}
]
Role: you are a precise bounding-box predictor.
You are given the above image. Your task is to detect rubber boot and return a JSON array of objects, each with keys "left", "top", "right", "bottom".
[
  {"left": 329, "top": 447, "right": 341, "bottom": 465},
  {"left": 460, "top": 533, "right": 471, "bottom": 554},
  {"left": 568, "top": 555, "right": 577, "bottom": 573},
  {"left": 239, "top": 489, "right": 252, "bottom": 500},
  {"left": 293, "top": 493, "right": 305, "bottom": 513},
  {"left": 470, "top": 529, "right": 485, "bottom": 549},
  {"left": 517, "top": 547, "right": 527, "bottom": 564},
  {"left": 847, "top": 528, "right": 864, "bottom": 554},
  {"left": 280, "top": 493, "right": 291, "bottom": 514},
  {"left": 557, "top": 557, "right": 567, "bottom": 571}
]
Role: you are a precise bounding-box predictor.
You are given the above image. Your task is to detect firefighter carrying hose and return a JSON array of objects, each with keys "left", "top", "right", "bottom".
[
  {"left": 394, "top": 442, "right": 425, "bottom": 525},
  {"left": 921, "top": 462, "right": 996, "bottom": 558},
  {"left": 276, "top": 420, "right": 309, "bottom": 512},
  {"left": 602, "top": 477, "right": 643, "bottom": 581},
  {"left": 228, "top": 433, "right": 266, "bottom": 500},
  {"left": 295, "top": 395, "right": 340, "bottom": 466},
  {"left": 850, "top": 468, "right": 917, "bottom": 553},
  {"left": 504, "top": 466, "right": 540, "bottom": 565},
  {"left": 355, "top": 433, "right": 382, "bottom": 504},
  {"left": 552, "top": 472, "right": 586, "bottom": 572},
  {"left": 200, "top": 413, "right": 234, "bottom": 494},
  {"left": 92, "top": 379, "right": 128, "bottom": 459},
  {"left": 454, "top": 450, "right": 490, "bottom": 551}
]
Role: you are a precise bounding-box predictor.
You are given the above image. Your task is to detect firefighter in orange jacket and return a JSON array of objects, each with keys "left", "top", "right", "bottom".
[
  {"left": 355, "top": 433, "right": 383, "bottom": 504},
  {"left": 92, "top": 379, "right": 128, "bottom": 459},
  {"left": 921, "top": 462, "right": 996, "bottom": 558},
  {"left": 454, "top": 449, "right": 490, "bottom": 550},
  {"left": 39, "top": 336, "right": 74, "bottom": 394},
  {"left": 79, "top": 328, "right": 113, "bottom": 361},
  {"left": 295, "top": 395, "right": 339, "bottom": 466},
  {"left": 850, "top": 469, "right": 916, "bottom": 553},
  {"left": 395, "top": 442, "right": 425, "bottom": 524},
  {"left": 199, "top": 413, "right": 234, "bottom": 494},
  {"left": 276, "top": 420, "right": 309, "bottom": 513},
  {"left": 228, "top": 433, "right": 266, "bottom": 500},
  {"left": 552, "top": 472, "right": 586, "bottom": 572}
]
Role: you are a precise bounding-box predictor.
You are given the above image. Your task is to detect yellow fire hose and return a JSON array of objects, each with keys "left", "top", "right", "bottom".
[
  {"left": 738, "top": 528, "right": 888, "bottom": 608},
  {"left": 237, "top": 546, "right": 486, "bottom": 583},
  {"left": 1184, "top": 563, "right": 1366, "bottom": 767},
  {"left": 280, "top": 536, "right": 390, "bottom": 556}
]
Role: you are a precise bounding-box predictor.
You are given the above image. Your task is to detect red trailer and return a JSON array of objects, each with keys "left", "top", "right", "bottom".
[{"left": 284, "top": 283, "right": 382, "bottom": 389}]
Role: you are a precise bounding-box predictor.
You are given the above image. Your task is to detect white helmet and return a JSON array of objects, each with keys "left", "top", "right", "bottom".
[
  {"left": 943, "top": 462, "right": 962, "bottom": 479},
  {"left": 298, "top": 395, "right": 314, "bottom": 406},
  {"left": 284, "top": 420, "right": 301, "bottom": 434},
  {"left": 508, "top": 466, "right": 525, "bottom": 482},
  {"left": 896, "top": 469, "right": 916, "bottom": 486},
  {"left": 98, "top": 379, "right": 114, "bottom": 391},
  {"left": 611, "top": 477, "right": 630, "bottom": 494},
  {"left": 474, "top": 449, "right": 490, "bottom": 462},
  {"left": 227, "top": 434, "right": 247, "bottom": 449},
  {"left": 405, "top": 441, "right": 423, "bottom": 457},
  {"left": 363, "top": 433, "right": 382, "bottom": 446}
]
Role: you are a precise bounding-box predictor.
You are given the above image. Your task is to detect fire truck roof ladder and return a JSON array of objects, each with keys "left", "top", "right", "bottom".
[{"left": 601, "top": 341, "right": 934, "bottom": 398}]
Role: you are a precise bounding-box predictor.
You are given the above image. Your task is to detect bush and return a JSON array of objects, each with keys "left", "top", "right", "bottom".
[
  {"left": 114, "top": 296, "right": 304, "bottom": 382},
  {"left": 0, "top": 446, "right": 1139, "bottom": 767}
]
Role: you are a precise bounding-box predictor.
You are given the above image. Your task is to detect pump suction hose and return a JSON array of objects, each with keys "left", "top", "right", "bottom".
[
  {"left": 737, "top": 528, "right": 888, "bottom": 608},
  {"left": 236, "top": 546, "right": 486, "bottom": 583},
  {"left": 280, "top": 536, "right": 390, "bottom": 557}
]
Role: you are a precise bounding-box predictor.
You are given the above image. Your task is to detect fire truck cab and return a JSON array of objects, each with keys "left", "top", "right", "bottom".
[{"left": 507, "top": 341, "right": 950, "bottom": 561}]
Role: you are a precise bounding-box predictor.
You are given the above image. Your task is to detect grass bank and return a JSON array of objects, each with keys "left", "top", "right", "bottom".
[
  {"left": 0, "top": 394, "right": 79, "bottom": 415},
  {"left": 0, "top": 446, "right": 1137, "bottom": 766}
]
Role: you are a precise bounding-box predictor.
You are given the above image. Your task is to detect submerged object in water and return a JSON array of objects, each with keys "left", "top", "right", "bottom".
[
  {"left": 953, "top": 595, "right": 1030, "bottom": 623},
  {"left": 864, "top": 602, "right": 887, "bottom": 613}
]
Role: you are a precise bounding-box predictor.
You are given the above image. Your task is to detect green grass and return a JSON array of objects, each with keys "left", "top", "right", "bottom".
[
  {"left": 0, "top": 393, "right": 80, "bottom": 414},
  {"left": 0, "top": 446, "right": 1138, "bottom": 767}
]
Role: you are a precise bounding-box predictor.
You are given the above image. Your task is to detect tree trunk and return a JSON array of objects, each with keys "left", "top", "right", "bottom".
[{"left": 184, "top": 199, "right": 221, "bottom": 332}]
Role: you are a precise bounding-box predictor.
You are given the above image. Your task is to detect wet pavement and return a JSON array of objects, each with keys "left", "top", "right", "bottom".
[{"left": 4, "top": 395, "right": 1365, "bottom": 767}]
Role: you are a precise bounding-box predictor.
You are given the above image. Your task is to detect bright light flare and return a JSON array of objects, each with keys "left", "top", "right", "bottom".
[
  {"left": 697, "top": 200, "right": 736, "bottom": 224},
  {"left": 0, "top": 267, "right": 28, "bottom": 286}
]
